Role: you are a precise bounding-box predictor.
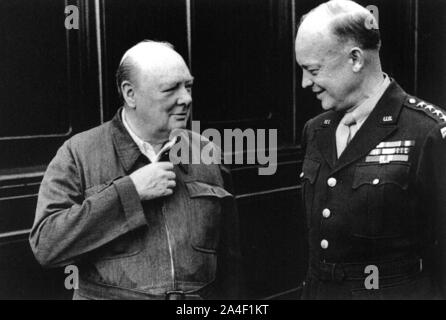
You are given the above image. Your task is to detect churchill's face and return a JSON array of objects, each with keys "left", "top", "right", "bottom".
[
  {"left": 295, "top": 28, "right": 360, "bottom": 112},
  {"left": 133, "top": 55, "right": 193, "bottom": 136}
]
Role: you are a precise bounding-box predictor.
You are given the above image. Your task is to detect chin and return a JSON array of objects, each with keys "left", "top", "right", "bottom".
[
  {"left": 171, "top": 121, "right": 187, "bottom": 130},
  {"left": 321, "top": 100, "right": 335, "bottom": 111}
]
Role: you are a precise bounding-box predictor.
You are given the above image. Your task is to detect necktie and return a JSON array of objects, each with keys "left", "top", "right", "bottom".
[{"left": 336, "top": 113, "right": 357, "bottom": 158}]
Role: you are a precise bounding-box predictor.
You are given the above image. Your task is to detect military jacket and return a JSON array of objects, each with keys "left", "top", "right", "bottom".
[{"left": 301, "top": 81, "right": 446, "bottom": 299}]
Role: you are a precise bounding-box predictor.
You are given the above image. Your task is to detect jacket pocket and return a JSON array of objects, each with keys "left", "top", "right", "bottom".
[
  {"left": 92, "top": 227, "right": 145, "bottom": 261},
  {"left": 351, "top": 163, "right": 411, "bottom": 239},
  {"left": 185, "top": 181, "right": 232, "bottom": 250},
  {"left": 352, "top": 163, "right": 410, "bottom": 190}
]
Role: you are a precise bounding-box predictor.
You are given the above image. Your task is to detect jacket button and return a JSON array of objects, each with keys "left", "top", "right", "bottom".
[
  {"left": 321, "top": 239, "right": 329, "bottom": 249},
  {"left": 409, "top": 98, "right": 416, "bottom": 104},
  {"left": 322, "top": 208, "right": 331, "bottom": 218},
  {"left": 327, "top": 177, "right": 337, "bottom": 187},
  {"left": 373, "top": 178, "right": 380, "bottom": 185},
  {"left": 300, "top": 172, "right": 304, "bottom": 179}
]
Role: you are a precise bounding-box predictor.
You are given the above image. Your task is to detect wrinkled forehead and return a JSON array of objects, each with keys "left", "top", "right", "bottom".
[
  {"left": 295, "top": 30, "right": 333, "bottom": 66},
  {"left": 296, "top": 21, "right": 349, "bottom": 67}
]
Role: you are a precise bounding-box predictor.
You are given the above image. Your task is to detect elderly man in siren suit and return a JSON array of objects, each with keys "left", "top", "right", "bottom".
[{"left": 30, "top": 40, "right": 242, "bottom": 300}]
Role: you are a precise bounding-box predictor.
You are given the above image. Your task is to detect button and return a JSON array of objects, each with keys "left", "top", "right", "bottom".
[
  {"left": 372, "top": 178, "right": 380, "bottom": 185},
  {"left": 327, "top": 177, "right": 337, "bottom": 187},
  {"left": 322, "top": 208, "right": 331, "bottom": 218},
  {"left": 321, "top": 239, "right": 329, "bottom": 249},
  {"left": 408, "top": 98, "right": 416, "bottom": 104},
  {"left": 300, "top": 172, "right": 304, "bottom": 179}
]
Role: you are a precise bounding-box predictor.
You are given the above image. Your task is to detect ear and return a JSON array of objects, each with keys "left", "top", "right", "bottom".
[
  {"left": 121, "top": 80, "right": 137, "bottom": 108},
  {"left": 349, "top": 47, "right": 365, "bottom": 73}
]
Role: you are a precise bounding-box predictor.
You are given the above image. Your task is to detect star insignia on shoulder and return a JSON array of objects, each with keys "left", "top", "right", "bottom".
[
  {"left": 407, "top": 97, "right": 446, "bottom": 123},
  {"left": 434, "top": 110, "right": 445, "bottom": 117},
  {"left": 425, "top": 105, "right": 435, "bottom": 112}
]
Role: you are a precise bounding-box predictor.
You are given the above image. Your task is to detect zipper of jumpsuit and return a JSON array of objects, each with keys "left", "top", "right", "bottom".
[{"left": 162, "top": 205, "right": 176, "bottom": 290}]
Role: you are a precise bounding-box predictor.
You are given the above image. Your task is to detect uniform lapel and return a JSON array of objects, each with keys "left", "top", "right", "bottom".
[
  {"left": 315, "top": 111, "right": 343, "bottom": 169},
  {"left": 330, "top": 81, "right": 406, "bottom": 175}
]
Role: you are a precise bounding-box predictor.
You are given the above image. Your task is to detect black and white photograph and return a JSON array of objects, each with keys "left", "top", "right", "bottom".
[{"left": 0, "top": 0, "right": 445, "bottom": 302}]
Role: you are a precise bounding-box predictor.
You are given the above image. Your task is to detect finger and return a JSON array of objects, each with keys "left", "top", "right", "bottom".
[
  {"left": 158, "top": 162, "right": 174, "bottom": 170},
  {"left": 167, "top": 180, "right": 176, "bottom": 189},
  {"left": 164, "top": 171, "right": 176, "bottom": 180},
  {"left": 163, "top": 188, "right": 174, "bottom": 196}
]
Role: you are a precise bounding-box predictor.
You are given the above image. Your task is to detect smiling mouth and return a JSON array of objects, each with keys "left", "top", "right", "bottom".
[
  {"left": 172, "top": 113, "right": 188, "bottom": 118},
  {"left": 315, "top": 90, "right": 325, "bottom": 99}
]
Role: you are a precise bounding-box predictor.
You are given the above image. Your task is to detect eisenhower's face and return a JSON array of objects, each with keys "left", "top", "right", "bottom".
[
  {"left": 295, "top": 29, "right": 359, "bottom": 112},
  {"left": 133, "top": 56, "right": 193, "bottom": 136}
]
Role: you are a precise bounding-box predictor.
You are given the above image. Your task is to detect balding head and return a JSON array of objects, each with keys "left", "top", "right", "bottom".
[
  {"left": 297, "top": 0, "right": 380, "bottom": 51},
  {"left": 295, "top": 1, "right": 384, "bottom": 112},
  {"left": 116, "top": 40, "right": 188, "bottom": 101}
]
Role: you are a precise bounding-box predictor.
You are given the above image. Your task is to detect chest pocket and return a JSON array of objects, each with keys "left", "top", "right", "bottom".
[
  {"left": 351, "top": 163, "right": 411, "bottom": 239},
  {"left": 185, "top": 181, "right": 233, "bottom": 251},
  {"left": 301, "top": 158, "right": 321, "bottom": 225}
]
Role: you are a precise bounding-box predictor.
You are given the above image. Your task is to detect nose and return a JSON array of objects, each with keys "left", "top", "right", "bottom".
[
  {"left": 301, "top": 72, "right": 313, "bottom": 89},
  {"left": 177, "top": 86, "right": 192, "bottom": 106}
]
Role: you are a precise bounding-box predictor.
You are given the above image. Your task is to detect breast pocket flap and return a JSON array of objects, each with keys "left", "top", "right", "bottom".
[
  {"left": 185, "top": 181, "right": 233, "bottom": 199},
  {"left": 353, "top": 163, "right": 410, "bottom": 190}
]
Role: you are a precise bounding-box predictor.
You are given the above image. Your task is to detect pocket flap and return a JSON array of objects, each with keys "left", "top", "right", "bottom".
[
  {"left": 185, "top": 181, "right": 233, "bottom": 199},
  {"left": 353, "top": 163, "right": 410, "bottom": 189}
]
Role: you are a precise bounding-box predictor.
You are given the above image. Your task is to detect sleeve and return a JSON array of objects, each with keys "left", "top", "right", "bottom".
[
  {"left": 214, "top": 162, "right": 244, "bottom": 299},
  {"left": 29, "top": 140, "right": 147, "bottom": 268},
  {"left": 416, "top": 123, "right": 446, "bottom": 297},
  {"left": 301, "top": 119, "right": 310, "bottom": 153},
  {"left": 298, "top": 120, "right": 311, "bottom": 297}
]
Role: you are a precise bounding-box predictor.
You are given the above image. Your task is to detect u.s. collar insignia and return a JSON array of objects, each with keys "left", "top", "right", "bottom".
[
  {"left": 383, "top": 116, "right": 393, "bottom": 122},
  {"left": 323, "top": 119, "right": 331, "bottom": 126},
  {"left": 441, "top": 127, "right": 446, "bottom": 139}
]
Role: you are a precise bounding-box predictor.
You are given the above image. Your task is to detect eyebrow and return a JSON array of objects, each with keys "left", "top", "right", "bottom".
[
  {"left": 161, "top": 77, "right": 194, "bottom": 87},
  {"left": 301, "top": 64, "right": 319, "bottom": 70}
]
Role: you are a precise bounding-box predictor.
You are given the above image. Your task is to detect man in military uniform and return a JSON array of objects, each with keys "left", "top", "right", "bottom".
[{"left": 295, "top": 0, "right": 446, "bottom": 299}]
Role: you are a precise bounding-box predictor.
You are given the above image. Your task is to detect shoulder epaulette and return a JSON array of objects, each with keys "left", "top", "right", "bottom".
[{"left": 405, "top": 96, "right": 446, "bottom": 123}]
